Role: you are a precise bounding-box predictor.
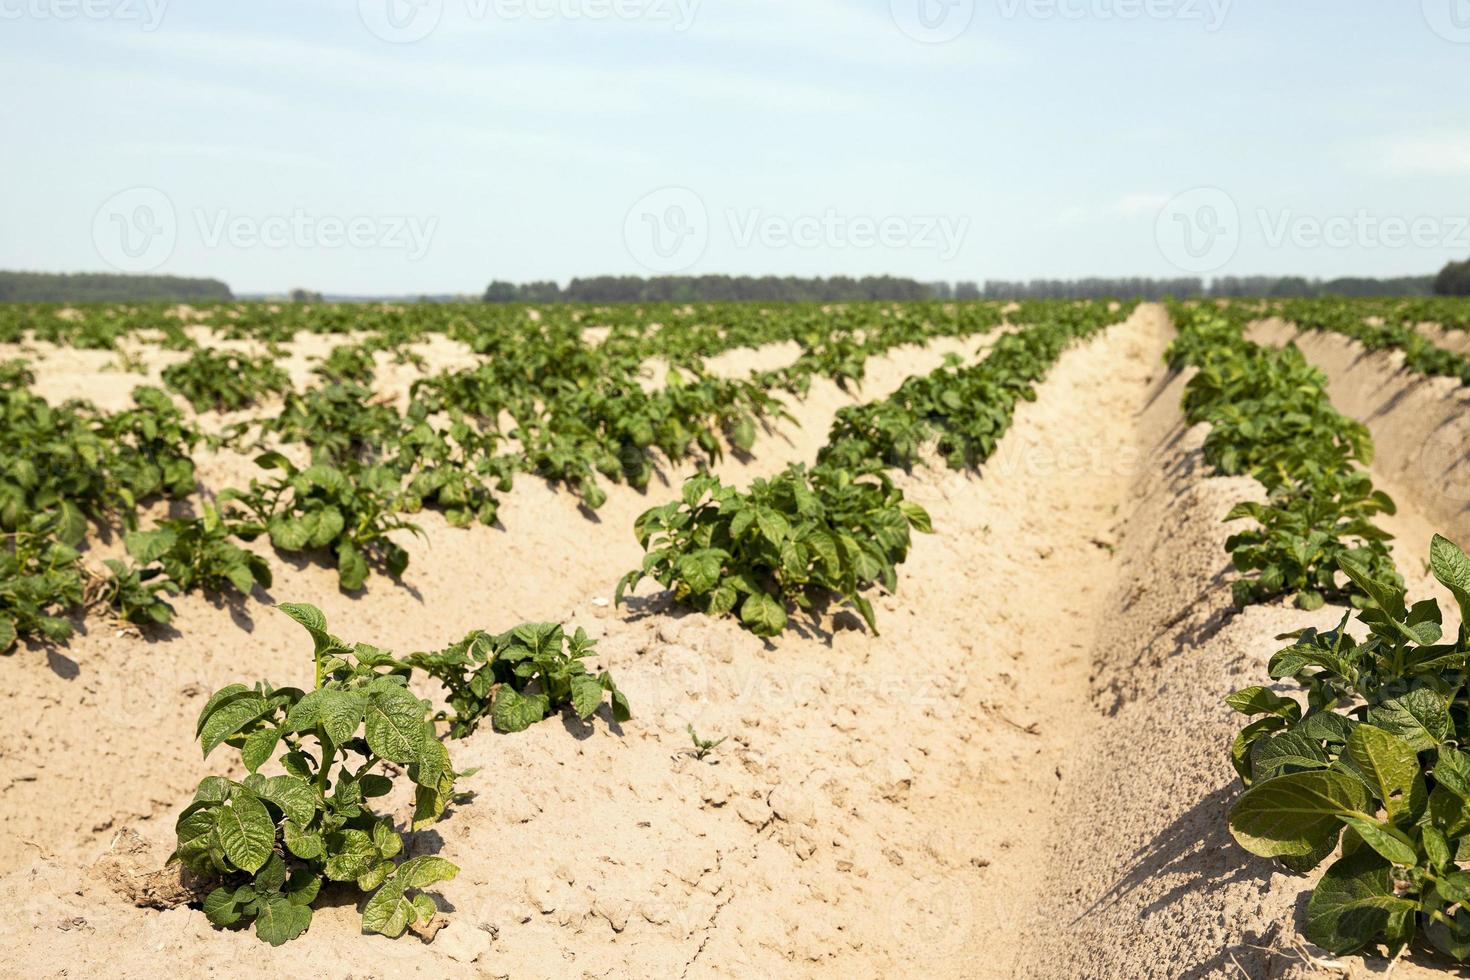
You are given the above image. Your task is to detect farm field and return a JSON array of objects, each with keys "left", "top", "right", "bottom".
[{"left": 4, "top": 297, "right": 1470, "bottom": 978}]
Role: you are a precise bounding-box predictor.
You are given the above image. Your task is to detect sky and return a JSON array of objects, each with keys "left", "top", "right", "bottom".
[{"left": 1, "top": 0, "right": 1467, "bottom": 295}]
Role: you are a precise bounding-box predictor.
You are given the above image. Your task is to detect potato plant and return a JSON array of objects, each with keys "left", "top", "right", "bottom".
[
  {"left": 407, "top": 622, "right": 630, "bottom": 736},
  {"left": 222, "top": 454, "right": 419, "bottom": 591},
  {"left": 173, "top": 604, "right": 461, "bottom": 945},
  {"left": 163, "top": 348, "right": 292, "bottom": 412},
  {"left": 0, "top": 517, "right": 84, "bottom": 651},
  {"left": 1227, "top": 536, "right": 1470, "bottom": 960},
  {"left": 1167, "top": 305, "right": 1400, "bottom": 609},
  {"left": 123, "top": 502, "right": 272, "bottom": 597},
  {"left": 618, "top": 464, "right": 931, "bottom": 637}
]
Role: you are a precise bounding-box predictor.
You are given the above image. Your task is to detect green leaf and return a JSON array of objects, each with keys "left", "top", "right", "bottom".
[
  {"left": 124, "top": 528, "right": 177, "bottom": 565},
  {"left": 215, "top": 793, "right": 275, "bottom": 874},
  {"left": 276, "top": 602, "right": 327, "bottom": 634},
  {"left": 56, "top": 499, "right": 87, "bottom": 546},
  {"left": 397, "top": 855, "right": 459, "bottom": 888},
  {"left": 1342, "top": 724, "right": 1426, "bottom": 826},
  {"left": 1430, "top": 534, "right": 1470, "bottom": 630},
  {"left": 254, "top": 895, "right": 312, "bottom": 946},
  {"left": 898, "top": 500, "right": 932, "bottom": 534},
  {"left": 570, "top": 674, "right": 604, "bottom": 720},
  {"left": 0, "top": 618, "right": 15, "bottom": 653},
  {"left": 677, "top": 550, "right": 723, "bottom": 595},
  {"left": 754, "top": 508, "right": 789, "bottom": 545},
  {"left": 361, "top": 881, "right": 413, "bottom": 938},
  {"left": 241, "top": 727, "right": 280, "bottom": 773},
  {"left": 1335, "top": 814, "right": 1419, "bottom": 866},
  {"left": 364, "top": 688, "right": 425, "bottom": 763},
  {"left": 337, "top": 540, "right": 368, "bottom": 591},
  {"left": 1425, "top": 826, "right": 1453, "bottom": 872},
  {"left": 316, "top": 689, "right": 364, "bottom": 747},
  {"left": 1368, "top": 689, "right": 1450, "bottom": 752},
  {"left": 199, "top": 694, "right": 269, "bottom": 759},
  {"left": 324, "top": 829, "right": 379, "bottom": 882},
  {"left": 203, "top": 886, "right": 243, "bottom": 926},
  {"left": 740, "top": 591, "right": 787, "bottom": 637},
  {"left": 195, "top": 684, "right": 250, "bottom": 736},
  {"left": 492, "top": 686, "right": 551, "bottom": 733},
  {"left": 1225, "top": 686, "right": 1302, "bottom": 721},
  {"left": 256, "top": 775, "right": 318, "bottom": 826},
  {"left": 1228, "top": 770, "right": 1370, "bottom": 862},
  {"left": 283, "top": 820, "right": 323, "bottom": 860},
  {"left": 372, "top": 820, "right": 402, "bottom": 859},
  {"left": 1304, "top": 851, "right": 1417, "bottom": 954}
]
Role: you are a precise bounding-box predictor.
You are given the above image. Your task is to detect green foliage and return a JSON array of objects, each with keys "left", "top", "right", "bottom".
[
  {"left": 621, "top": 303, "right": 1131, "bottom": 638},
  {"left": 173, "top": 604, "right": 461, "bottom": 945},
  {"left": 1226, "top": 535, "right": 1470, "bottom": 960},
  {"left": 408, "top": 623, "right": 630, "bottom": 737},
  {"left": 619, "top": 465, "right": 930, "bottom": 637},
  {"left": 163, "top": 349, "right": 292, "bottom": 412},
  {"left": 687, "top": 725, "right": 727, "bottom": 761},
  {"left": 1167, "top": 305, "right": 1399, "bottom": 609},
  {"left": 123, "top": 502, "right": 271, "bottom": 597},
  {"left": 223, "top": 454, "right": 419, "bottom": 591},
  {"left": 820, "top": 304, "right": 1122, "bottom": 472},
  {"left": 1281, "top": 298, "right": 1470, "bottom": 385},
  {"left": 0, "top": 376, "right": 199, "bottom": 544},
  {"left": 0, "top": 518, "right": 83, "bottom": 650},
  {"left": 96, "top": 558, "right": 177, "bottom": 626},
  {"left": 313, "top": 344, "right": 377, "bottom": 386}
]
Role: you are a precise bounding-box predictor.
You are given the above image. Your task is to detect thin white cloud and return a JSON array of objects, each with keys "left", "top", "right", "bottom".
[
  {"left": 1381, "top": 131, "right": 1470, "bottom": 178},
  {"left": 1056, "top": 192, "right": 1171, "bottom": 225},
  {"left": 99, "top": 27, "right": 872, "bottom": 116}
]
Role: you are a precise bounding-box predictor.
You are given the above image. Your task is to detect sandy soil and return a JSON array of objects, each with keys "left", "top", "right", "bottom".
[{"left": 1, "top": 305, "right": 1465, "bottom": 977}]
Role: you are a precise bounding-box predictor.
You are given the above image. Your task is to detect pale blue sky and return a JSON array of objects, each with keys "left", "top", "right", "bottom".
[{"left": 1, "top": 0, "right": 1466, "bottom": 294}]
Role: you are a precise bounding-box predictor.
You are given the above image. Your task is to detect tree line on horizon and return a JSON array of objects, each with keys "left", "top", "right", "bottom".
[
  {"left": 1, "top": 266, "right": 1466, "bottom": 305},
  {"left": 0, "top": 270, "right": 232, "bottom": 303},
  {"left": 484, "top": 273, "right": 1447, "bottom": 304}
]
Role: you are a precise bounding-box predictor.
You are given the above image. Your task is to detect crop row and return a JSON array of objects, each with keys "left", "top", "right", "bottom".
[
  {"left": 617, "top": 301, "right": 1136, "bottom": 637},
  {"left": 1166, "top": 303, "right": 1470, "bottom": 960},
  {"left": 1273, "top": 298, "right": 1470, "bottom": 386},
  {"left": 0, "top": 301, "right": 1036, "bottom": 650}
]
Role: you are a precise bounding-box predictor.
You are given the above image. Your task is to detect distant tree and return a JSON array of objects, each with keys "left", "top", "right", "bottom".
[
  {"left": 289, "top": 288, "right": 324, "bottom": 303},
  {"left": 0, "top": 270, "right": 232, "bottom": 303},
  {"left": 483, "top": 280, "right": 519, "bottom": 303},
  {"left": 1436, "top": 260, "right": 1470, "bottom": 296}
]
